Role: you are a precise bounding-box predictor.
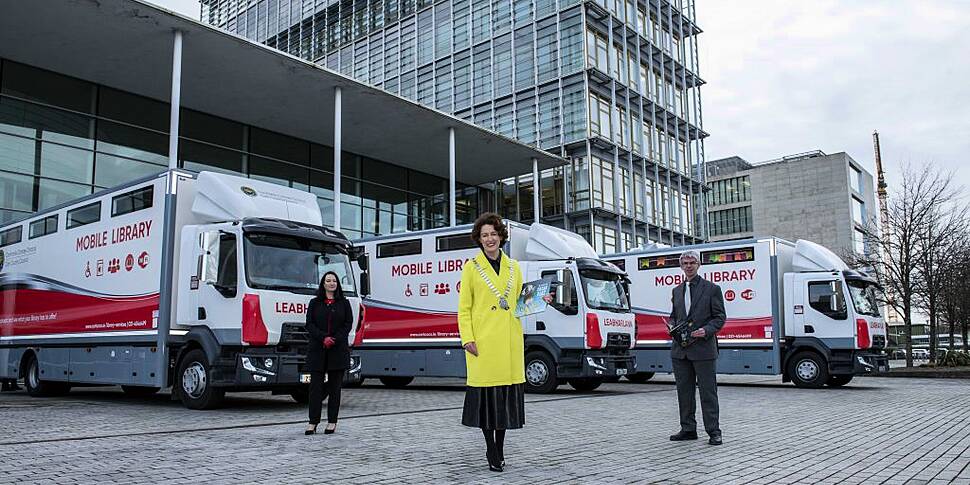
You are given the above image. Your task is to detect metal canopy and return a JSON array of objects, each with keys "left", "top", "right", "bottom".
[{"left": 0, "top": 0, "right": 564, "bottom": 185}]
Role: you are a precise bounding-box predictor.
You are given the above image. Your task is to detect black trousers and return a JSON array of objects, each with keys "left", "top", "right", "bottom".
[
  {"left": 309, "top": 369, "right": 345, "bottom": 425},
  {"left": 671, "top": 357, "right": 720, "bottom": 436}
]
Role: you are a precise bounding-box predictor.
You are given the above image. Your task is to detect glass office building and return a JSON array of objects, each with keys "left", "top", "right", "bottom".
[{"left": 201, "top": 0, "right": 708, "bottom": 252}]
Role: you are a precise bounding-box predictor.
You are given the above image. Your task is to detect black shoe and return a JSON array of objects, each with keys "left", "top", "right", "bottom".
[
  {"left": 323, "top": 423, "right": 337, "bottom": 434},
  {"left": 304, "top": 424, "right": 317, "bottom": 435},
  {"left": 708, "top": 434, "right": 722, "bottom": 446},
  {"left": 669, "top": 430, "right": 698, "bottom": 441},
  {"left": 486, "top": 449, "right": 504, "bottom": 472}
]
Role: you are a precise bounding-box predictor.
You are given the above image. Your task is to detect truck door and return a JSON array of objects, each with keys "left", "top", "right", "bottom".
[
  {"left": 790, "top": 275, "right": 852, "bottom": 347},
  {"left": 196, "top": 229, "right": 242, "bottom": 333},
  {"left": 534, "top": 267, "right": 579, "bottom": 340}
]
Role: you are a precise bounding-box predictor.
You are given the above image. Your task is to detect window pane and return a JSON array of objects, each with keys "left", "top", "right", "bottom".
[
  {"left": 96, "top": 120, "right": 168, "bottom": 165},
  {"left": 97, "top": 87, "right": 168, "bottom": 132},
  {"left": 1, "top": 61, "right": 95, "bottom": 114},
  {"left": 39, "top": 142, "right": 93, "bottom": 184},
  {"left": 180, "top": 109, "right": 244, "bottom": 149},
  {"left": 0, "top": 97, "right": 94, "bottom": 148},
  {"left": 0, "top": 132, "right": 36, "bottom": 175},
  {"left": 249, "top": 127, "right": 309, "bottom": 165},
  {"left": 179, "top": 140, "right": 244, "bottom": 176},
  {"left": 0, "top": 172, "right": 34, "bottom": 212},
  {"left": 249, "top": 156, "right": 310, "bottom": 190},
  {"left": 94, "top": 153, "right": 165, "bottom": 188},
  {"left": 45, "top": 181, "right": 93, "bottom": 212}
]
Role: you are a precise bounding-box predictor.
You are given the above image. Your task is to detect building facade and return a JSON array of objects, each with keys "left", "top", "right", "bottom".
[
  {"left": 201, "top": 0, "right": 709, "bottom": 253},
  {"left": 706, "top": 151, "right": 877, "bottom": 260},
  {"left": 0, "top": 1, "right": 560, "bottom": 243}
]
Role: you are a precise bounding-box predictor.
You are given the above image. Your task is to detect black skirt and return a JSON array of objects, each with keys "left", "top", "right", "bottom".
[{"left": 461, "top": 383, "right": 526, "bottom": 430}]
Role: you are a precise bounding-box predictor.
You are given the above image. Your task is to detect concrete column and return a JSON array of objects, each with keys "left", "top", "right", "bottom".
[
  {"left": 167, "top": 30, "right": 183, "bottom": 170},
  {"left": 334, "top": 86, "right": 342, "bottom": 230},
  {"left": 532, "top": 158, "right": 540, "bottom": 222},
  {"left": 449, "top": 127, "right": 456, "bottom": 226}
]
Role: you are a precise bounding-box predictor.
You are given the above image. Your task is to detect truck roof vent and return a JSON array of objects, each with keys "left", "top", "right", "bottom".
[
  {"left": 792, "top": 239, "right": 848, "bottom": 272},
  {"left": 191, "top": 171, "right": 323, "bottom": 226},
  {"left": 522, "top": 223, "right": 598, "bottom": 261}
]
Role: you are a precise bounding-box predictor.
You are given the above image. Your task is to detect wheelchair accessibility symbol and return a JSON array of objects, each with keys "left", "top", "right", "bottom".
[{"left": 404, "top": 284, "right": 413, "bottom": 297}]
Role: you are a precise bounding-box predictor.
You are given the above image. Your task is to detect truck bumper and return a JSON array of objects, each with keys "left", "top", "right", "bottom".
[
  {"left": 851, "top": 351, "right": 890, "bottom": 375},
  {"left": 558, "top": 349, "right": 635, "bottom": 379},
  {"left": 230, "top": 351, "right": 362, "bottom": 387}
]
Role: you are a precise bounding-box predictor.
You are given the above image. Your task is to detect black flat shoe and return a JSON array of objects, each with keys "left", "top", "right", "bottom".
[
  {"left": 669, "top": 430, "right": 698, "bottom": 441},
  {"left": 708, "top": 435, "right": 722, "bottom": 446},
  {"left": 324, "top": 423, "right": 337, "bottom": 434},
  {"left": 305, "top": 424, "right": 317, "bottom": 435}
]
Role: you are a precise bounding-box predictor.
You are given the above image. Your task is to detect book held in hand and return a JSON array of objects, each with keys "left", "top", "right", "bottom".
[{"left": 514, "top": 279, "right": 552, "bottom": 318}]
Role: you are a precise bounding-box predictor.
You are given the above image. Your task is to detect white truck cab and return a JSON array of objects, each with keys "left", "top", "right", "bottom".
[{"left": 353, "top": 221, "right": 636, "bottom": 393}]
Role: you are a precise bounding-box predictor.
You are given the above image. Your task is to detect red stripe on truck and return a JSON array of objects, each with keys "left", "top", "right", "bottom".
[
  {"left": 0, "top": 289, "right": 158, "bottom": 337},
  {"left": 633, "top": 311, "right": 774, "bottom": 342},
  {"left": 358, "top": 305, "right": 460, "bottom": 340}
]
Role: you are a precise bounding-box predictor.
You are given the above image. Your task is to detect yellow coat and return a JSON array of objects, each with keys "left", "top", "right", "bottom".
[{"left": 457, "top": 250, "right": 525, "bottom": 387}]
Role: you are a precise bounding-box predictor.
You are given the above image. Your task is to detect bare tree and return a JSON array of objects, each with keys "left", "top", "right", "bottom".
[
  {"left": 914, "top": 207, "right": 966, "bottom": 363},
  {"left": 855, "top": 165, "right": 962, "bottom": 367},
  {"left": 940, "top": 235, "right": 970, "bottom": 354}
]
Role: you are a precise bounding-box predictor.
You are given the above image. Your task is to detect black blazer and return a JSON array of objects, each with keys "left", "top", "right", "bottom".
[
  {"left": 668, "top": 276, "right": 726, "bottom": 361},
  {"left": 305, "top": 296, "right": 353, "bottom": 372}
]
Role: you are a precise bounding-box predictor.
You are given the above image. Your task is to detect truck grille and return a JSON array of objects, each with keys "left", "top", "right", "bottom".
[
  {"left": 871, "top": 335, "right": 886, "bottom": 349},
  {"left": 280, "top": 322, "right": 310, "bottom": 345},
  {"left": 606, "top": 333, "right": 631, "bottom": 348}
]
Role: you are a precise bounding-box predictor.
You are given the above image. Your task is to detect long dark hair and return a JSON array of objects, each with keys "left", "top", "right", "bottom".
[{"left": 316, "top": 271, "right": 345, "bottom": 300}]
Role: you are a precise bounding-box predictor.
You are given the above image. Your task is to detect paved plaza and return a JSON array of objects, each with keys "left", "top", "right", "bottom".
[{"left": 1, "top": 375, "right": 969, "bottom": 484}]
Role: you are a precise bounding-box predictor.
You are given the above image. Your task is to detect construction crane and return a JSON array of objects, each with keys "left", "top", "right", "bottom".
[{"left": 872, "top": 131, "right": 889, "bottom": 238}]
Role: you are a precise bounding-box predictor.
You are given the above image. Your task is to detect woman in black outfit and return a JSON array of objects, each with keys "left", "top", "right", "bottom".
[{"left": 304, "top": 271, "right": 353, "bottom": 435}]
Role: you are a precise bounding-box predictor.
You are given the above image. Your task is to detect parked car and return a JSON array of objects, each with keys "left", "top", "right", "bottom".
[{"left": 911, "top": 348, "right": 930, "bottom": 360}]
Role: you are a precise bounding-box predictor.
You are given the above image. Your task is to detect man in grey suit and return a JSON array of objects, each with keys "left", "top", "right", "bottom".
[{"left": 668, "top": 250, "right": 726, "bottom": 445}]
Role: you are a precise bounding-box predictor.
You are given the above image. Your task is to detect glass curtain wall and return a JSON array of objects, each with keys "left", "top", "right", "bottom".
[
  {"left": 201, "top": 0, "right": 707, "bottom": 252},
  {"left": 0, "top": 59, "right": 478, "bottom": 234}
]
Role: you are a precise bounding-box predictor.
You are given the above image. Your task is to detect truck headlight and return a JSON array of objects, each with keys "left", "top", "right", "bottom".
[
  {"left": 242, "top": 356, "right": 276, "bottom": 376},
  {"left": 264, "top": 358, "right": 275, "bottom": 369}
]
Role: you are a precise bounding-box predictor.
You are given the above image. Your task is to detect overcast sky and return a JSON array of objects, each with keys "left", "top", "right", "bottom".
[{"left": 153, "top": 0, "right": 968, "bottom": 193}]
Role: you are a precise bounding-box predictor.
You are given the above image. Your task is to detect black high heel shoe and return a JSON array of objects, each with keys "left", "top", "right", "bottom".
[
  {"left": 304, "top": 424, "right": 317, "bottom": 435},
  {"left": 324, "top": 423, "right": 337, "bottom": 434},
  {"left": 486, "top": 449, "right": 504, "bottom": 472}
]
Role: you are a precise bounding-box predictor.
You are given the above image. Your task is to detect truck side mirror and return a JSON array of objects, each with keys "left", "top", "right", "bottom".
[
  {"left": 201, "top": 231, "right": 220, "bottom": 285},
  {"left": 359, "top": 272, "right": 371, "bottom": 297},
  {"left": 357, "top": 252, "right": 369, "bottom": 272}
]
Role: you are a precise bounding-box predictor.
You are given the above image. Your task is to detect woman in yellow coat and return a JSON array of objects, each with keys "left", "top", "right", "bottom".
[{"left": 458, "top": 212, "right": 549, "bottom": 472}]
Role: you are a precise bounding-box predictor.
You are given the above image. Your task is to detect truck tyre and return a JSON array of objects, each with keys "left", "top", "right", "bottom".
[
  {"left": 787, "top": 351, "right": 829, "bottom": 389},
  {"left": 23, "top": 354, "right": 70, "bottom": 397},
  {"left": 625, "top": 372, "right": 655, "bottom": 383},
  {"left": 121, "top": 385, "right": 160, "bottom": 397},
  {"left": 568, "top": 378, "right": 603, "bottom": 392},
  {"left": 826, "top": 375, "right": 853, "bottom": 387},
  {"left": 177, "top": 349, "right": 225, "bottom": 409},
  {"left": 379, "top": 376, "right": 414, "bottom": 388},
  {"left": 524, "top": 350, "right": 558, "bottom": 394},
  {"left": 290, "top": 387, "right": 311, "bottom": 404}
]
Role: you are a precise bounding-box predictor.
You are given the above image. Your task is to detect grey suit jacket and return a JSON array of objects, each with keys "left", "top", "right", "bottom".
[{"left": 669, "top": 276, "right": 726, "bottom": 361}]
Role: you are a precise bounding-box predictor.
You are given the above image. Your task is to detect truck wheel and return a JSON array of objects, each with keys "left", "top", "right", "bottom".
[
  {"left": 625, "top": 372, "right": 655, "bottom": 383},
  {"left": 826, "top": 375, "right": 853, "bottom": 387},
  {"left": 525, "top": 350, "right": 559, "bottom": 394},
  {"left": 121, "top": 385, "right": 160, "bottom": 397},
  {"left": 787, "top": 351, "right": 829, "bottom": 389},
  {"left": 290, "top": 387, "right": 311, "bottom": 404},
  {"left": 177, "top": 349, "right": 225, "bottom": 409},
  {"left": 379, "top": 376, "right": 413, "bottom": 388},
  {"left": 568, "top": 378, "right": 603, "bottom": 392},
  {"left": 23, "top": 354, "right": 70, "bottom": 397}
]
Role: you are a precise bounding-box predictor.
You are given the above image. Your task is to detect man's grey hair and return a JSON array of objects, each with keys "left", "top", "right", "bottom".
[{"left": 679, "top": 250, "right": 701, "bottom": 264}]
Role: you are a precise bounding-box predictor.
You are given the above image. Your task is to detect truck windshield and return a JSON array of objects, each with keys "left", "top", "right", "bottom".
[
  {"left": 846, "top": 279, "right": 881, "bottom": 317},
  {"left": 244, "top": 233, "right": 357, "bottom": 296},
  {"left": 579, "top": 269, "right": 630, "bottom": 313}
]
